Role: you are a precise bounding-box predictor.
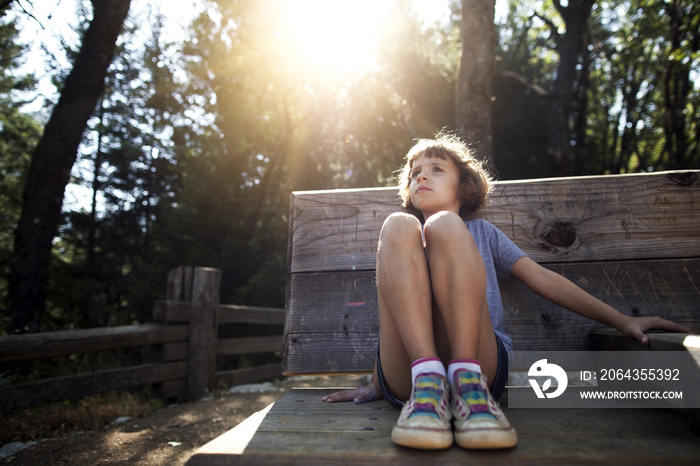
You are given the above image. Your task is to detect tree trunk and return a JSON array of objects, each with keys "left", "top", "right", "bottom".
[
  {"left": 7, "top": 0, "right": 131, "bottom": 333},
  {"left": 618, "top": 63, "right": 642, "bottom": 172},
  {"left": 662, "top": 0, "right": 697, "bottom": 169},
  {"left": 572, "top": 38, "right": 591, "bottom": 169},
  {"left": 456, "top": 0, "right": 495, "bottom": 161},
  {"left": 87, "top": 96, "right": 107, "bottom": 269},
  {"left": 546, "top": 0, "right": 595, "bottom": 176}
]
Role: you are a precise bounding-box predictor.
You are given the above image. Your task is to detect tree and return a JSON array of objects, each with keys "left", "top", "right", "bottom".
[
  {"left": 661, "top": 0, "right": 700, "bottom": 169},
  {"left": 576, "top": 1, "right": 666, "bottom": 174},
  {"left": 0, "top": 7, "right": 41, "bottom": 332},
  {"left": 49, "top": 11, "right": 181, "bottom": 328},
  {"left": 456, "top": 0, "right": 496, "bottom": 160},
  {"left": 543, "top": 0, "right": 596, "bottom": 176},
  {"left": 566, "top": 0, "right": 698, "bottom": 175},
  {"left": 7, "top": 0, "right": 131, "bottom": 333}
]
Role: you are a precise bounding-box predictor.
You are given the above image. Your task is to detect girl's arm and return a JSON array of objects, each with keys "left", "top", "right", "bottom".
[
  {"left": 510, "top": 256, "right": 692, "bottom": 344},
  {"left": 321, "top": 360, "right": 383, "bottom": 404}
]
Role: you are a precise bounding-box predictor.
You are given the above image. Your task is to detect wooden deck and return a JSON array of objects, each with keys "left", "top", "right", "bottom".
[{"left": 186, "top": 387, "right": 700, "bottom": 465}]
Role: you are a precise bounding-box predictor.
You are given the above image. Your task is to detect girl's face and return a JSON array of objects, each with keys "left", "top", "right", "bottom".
[{"left": 408, "top": 153, "right": 461, "bottom": 219}]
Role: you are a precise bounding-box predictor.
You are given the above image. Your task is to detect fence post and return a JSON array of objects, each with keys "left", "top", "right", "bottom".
[
  {"left": 166, "top": 266, "right": 194, "bottom": 301},
  {"left": 187, "top": 267, "right": 221, "bottom": 401}
]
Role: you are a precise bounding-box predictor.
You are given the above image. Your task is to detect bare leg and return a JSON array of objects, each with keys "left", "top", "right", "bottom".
[
  {"left": 420, "top": 213, "right": 516, "bottom": 449},
  {"left": 376, "top": 213, "right": 436, "bottom": 401},
  {"left": 377, "top": 211, "right": 499, "bottom": 400},
  {"left": 424, "top": 211, "right": 498, "bottom": 387}
]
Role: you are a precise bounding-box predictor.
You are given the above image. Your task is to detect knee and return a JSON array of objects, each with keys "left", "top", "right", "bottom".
[
  {"left": 379, "top": 212, "right": 422, "bottom": 242},
  {"left": 423, "top": 211, "right": 469, "bottom": 242}
]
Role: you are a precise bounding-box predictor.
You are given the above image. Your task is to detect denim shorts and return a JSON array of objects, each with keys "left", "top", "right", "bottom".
[{"left": 376, "top": 334, "right": 509, "bottom": 409}]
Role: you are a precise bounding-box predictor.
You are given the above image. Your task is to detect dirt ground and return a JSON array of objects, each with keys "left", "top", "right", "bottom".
[{"left": 0, "top": 375, "right": 368, "bottom": 465}]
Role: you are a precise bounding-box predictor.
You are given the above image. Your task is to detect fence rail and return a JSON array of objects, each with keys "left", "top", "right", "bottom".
[
  {"left": 0, "top": 324, "right": 189, "bottom": 363},
  {"left": 0, "top": 266, "right": 284, "bottom": 413}
]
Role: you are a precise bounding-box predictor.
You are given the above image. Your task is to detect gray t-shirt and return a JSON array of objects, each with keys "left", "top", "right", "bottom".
[{"left": 466, "top": 219, "right": 526, "bottom": 352}]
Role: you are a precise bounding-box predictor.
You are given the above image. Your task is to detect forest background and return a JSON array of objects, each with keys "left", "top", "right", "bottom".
[{"left": 0, "top": 0, "right": 698, "bottom": 341}]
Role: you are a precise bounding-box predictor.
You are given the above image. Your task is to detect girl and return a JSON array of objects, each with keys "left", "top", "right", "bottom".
[{"left": 321, "top": 134, "right": 690, "bottom": 450}]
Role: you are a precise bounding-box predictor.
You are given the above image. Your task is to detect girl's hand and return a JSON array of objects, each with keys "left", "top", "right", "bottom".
[
  {"left": 321, "top": 382, "right": 383, "bottom": 404},
  {"left": 619, "top": 316, "right": 692, "bottom": 345}
]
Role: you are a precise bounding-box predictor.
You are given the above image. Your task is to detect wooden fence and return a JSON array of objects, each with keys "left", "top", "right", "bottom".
[{"left": 0, "top": 266, "right": 284, "bottom": 413}]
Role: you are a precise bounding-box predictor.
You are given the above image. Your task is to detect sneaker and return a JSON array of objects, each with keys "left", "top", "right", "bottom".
[
  {"left": 391, "top": 372, "right": 453, "bottom": 449},
  {"left": 451, "top": 369, "right": 517, "bottom": 449}
]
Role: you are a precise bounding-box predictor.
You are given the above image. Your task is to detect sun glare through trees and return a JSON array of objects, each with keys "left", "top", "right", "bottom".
[{"left": 269, "top": 0, "right": 394, "bottom": 75}]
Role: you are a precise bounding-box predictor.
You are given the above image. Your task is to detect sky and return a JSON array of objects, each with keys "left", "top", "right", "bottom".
[
  {"left": 15, "top": 0, "right": 203, "bottom": 114},
  {"left": 11, "top": 0, "right": 504, "bottom": 211},
  {"left": 15, "top": 0, "right": 510, "bottom": 114},
  {"left": 16, "top": 0, "right": 453, "bottom": 65}
]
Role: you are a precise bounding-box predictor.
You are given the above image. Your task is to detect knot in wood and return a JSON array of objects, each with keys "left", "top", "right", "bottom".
[
  {"left": 539, "top": 312, "right": 561, "bottom": 329},
  {"left": 542, "top": 221, "right": 577, "bottom": 248},
  {"left": 667, "top": 172, "right": 698, "bottom": 187}
]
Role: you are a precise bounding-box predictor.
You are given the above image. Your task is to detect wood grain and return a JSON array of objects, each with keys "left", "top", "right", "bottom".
[
  {"left": 217, "top": 336, "right": 282, "bottom": 356},
  {"left": 186, "top": 388, "right": 700, "bottom": 465},
  {"left": 0, "top": 362, "right": 187, "bottom": 412},
  {"left": 0, "top": 324, "right": 189, "bottom": 363},
  {"left": 288, "top": 170, "right": 700, "bottom": 273},
  {"left": 215, "top": 363, "right": 283, "bottom": 387},
  {"left": 187, "top": 267, "right": 221, "bottom": 401},
  {"left": 153, "top": 301, "right": 284, "bottom": 325},
  {"left": 284, "top": 259, "right": 700, "bottom": 374}
]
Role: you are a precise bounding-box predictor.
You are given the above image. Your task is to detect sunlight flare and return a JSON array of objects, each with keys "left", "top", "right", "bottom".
[{"left": 275, "top": 0, "right": 393, "bottom": 74}]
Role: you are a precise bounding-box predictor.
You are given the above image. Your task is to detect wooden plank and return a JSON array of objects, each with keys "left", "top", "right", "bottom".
[
  {"left": 160, "top": 341, "right": 189, "bottom": 361},
  {"left": 288, "top": 170, "right": 700, "bottom": 273},
  {"left": 0, "top": 324, "right": 190, "bottom": 363},
  {"left": 590, "top": 328, "right": 700, "bottom": 354},
  {"left": 283, "top": 333, "right": 377, "bottom": 375},
  {"left": 586, "top": 329, "right": 700, "bottom": 432},
  {"left": 589, "top": 328, "right": 700, "bottom": 384},
  {"left": 188, "top": 267, "right": 221, "bottom": 401},
  {"left": 154, "top": 301, "right": 284, "bottom": 325},
  {"left": 218, "top": 305, "right": 285, "bottom": 325},
  {"left": 186, "top": 388, "right": 700, "bottom": 465},
  {"left": 284, "top": 259, "right": 700, "bottom": 373},
  {"left": 183, "top": 267, "right": 195, "bottom": 301},
  {"left": 283, "top": 260, "right": 700, "bottom": 336},
  {"left": 285, "top": 270, "right": 379, "bottom": 335},
  {"left": 215, "top": 363, "right": 283, "bottom": 387},
  {"left": 500, "top": 258, "right": 700, "bottom": 350},
  {"left": 217, "top": 336, "right": 282, "bottom": 356},
  {"left": 188, "top": 403, "right": 273, "bottom": 465},
  {"left": 0, "top": 361, "right": 187, "bottom": 412},
  {"left": 166, "top": 266, "right": 194, "bottom": 301},
  {"left": 153, "top": 300, "right": 192, "bottom": 322},
  {"left": 288, "top": 187, "right": 397, "bottom": 274}
]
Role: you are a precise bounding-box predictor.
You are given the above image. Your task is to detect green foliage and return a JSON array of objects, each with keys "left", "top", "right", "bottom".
[
  {"left": 1, "top": 0, "right": 698, "bottom": 333},
  {"left": 494, "top": 0, "right": 699, "bottom": 176},
  {"left": 0, "top": 11, "right": 41, "bottom": 332},
  {"left": 492, "top": 0, "right": 554, "bottom": 178}
]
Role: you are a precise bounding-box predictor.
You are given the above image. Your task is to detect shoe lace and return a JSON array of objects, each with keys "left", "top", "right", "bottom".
[
  {"left": 409, "top": 374, "right": 444, "bottom": 420},
  {"left": 456, "top": 371, "right": 498, "bottom": 420}
]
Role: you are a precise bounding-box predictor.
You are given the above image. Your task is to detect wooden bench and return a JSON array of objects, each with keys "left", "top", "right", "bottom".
[{"left": 188, "top": 170, "right": 700, "bottom": 465}]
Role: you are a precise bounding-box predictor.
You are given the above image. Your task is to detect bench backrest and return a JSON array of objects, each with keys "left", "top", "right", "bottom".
[{"left": 283, "top": 170, "right": 700, "bottom": 375}]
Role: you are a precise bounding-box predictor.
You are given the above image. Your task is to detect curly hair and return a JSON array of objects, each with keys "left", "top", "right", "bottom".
[{"left": 397, "top": 133, "right": 493, "bottom": 221}]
